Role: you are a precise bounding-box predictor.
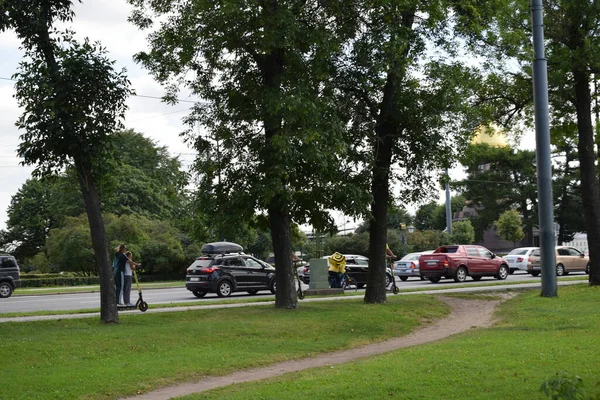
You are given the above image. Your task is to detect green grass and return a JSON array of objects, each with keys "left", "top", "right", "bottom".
[
  {"left": 0, "top": 295, "right": 447, "bottom": 400},
  {"left": 181, "top": 284, "right": 600, "bottom": 400}
]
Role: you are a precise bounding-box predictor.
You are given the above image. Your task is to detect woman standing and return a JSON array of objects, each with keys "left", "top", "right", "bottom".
[
  {"left": 123, "top": 251, "right": 140, "bottom": 306},
  {"left": 112, "top": 244, "right": 129, "bottom": 305}
]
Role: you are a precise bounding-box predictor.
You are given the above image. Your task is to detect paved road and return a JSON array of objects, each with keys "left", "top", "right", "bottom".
[{"left": 1, "top": 271, "right": 587, "bottom": 314}]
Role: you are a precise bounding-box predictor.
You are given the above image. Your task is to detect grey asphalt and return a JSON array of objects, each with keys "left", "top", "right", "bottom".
[{"left": 0, "top": 279, "right": 585, "bottom": 323}]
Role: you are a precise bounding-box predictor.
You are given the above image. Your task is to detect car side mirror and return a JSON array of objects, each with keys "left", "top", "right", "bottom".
[{"left": 491, "top": 253, "right": 496, "bottom": 259}]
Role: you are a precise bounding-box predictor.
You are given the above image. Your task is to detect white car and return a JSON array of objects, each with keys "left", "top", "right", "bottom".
[{"left": 503, "top": 247, "right": 539, "bottom": 274}]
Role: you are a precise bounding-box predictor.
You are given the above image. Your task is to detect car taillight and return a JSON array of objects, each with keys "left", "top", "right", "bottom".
[
  {"left": 186, "top": 269, "right": 192, "bottom": 274},
  {"left": 517, "top": 257, "right": 524, "bottom": 262},
  {"left": 302, "top": 267, "right": 309, "bottom": 273},
  {"left": 443, "top": 259, "right": 449, "bottom": 267},
  {"left": 200, "top": 267, "right": 219, "bottom": 273},
  {"left": 410, "top": 262, "right": 416, "bottom": 269}
]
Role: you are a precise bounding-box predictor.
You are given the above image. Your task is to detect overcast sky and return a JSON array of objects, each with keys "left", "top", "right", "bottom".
[
  {"left": 0, "top": 1, "right": 537, "bottom": 234},
  {"left": 0, "top": 1, "right": 198, "bottom": 232}
]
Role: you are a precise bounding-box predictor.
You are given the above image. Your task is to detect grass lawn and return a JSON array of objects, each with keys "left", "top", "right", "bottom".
[
  {"left": 181, "top": 284, "right": 600, "bottom": 400},
  {"left": 0, "top": 295, "right": 447, "bottom": 399}
]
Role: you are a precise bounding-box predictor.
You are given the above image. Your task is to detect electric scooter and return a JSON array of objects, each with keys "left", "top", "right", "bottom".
[{"left": 117, "top": 267, "right": 149, "bottom": 312}]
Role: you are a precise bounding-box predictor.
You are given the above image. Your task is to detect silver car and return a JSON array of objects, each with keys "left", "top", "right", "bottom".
[
  {"left": 393, "top": 251, "right": 433, "bottom": 281},
  {"left": 503, "top": 247, "right": 538, "bottom": 274}
]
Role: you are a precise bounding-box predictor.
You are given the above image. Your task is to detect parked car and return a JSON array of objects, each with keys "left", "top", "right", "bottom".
[
  {"left": 299, "top": 255, "right": 393, "bottom": 288},
  {"left": 418, "top": 245, "right": 509, "bottom": 283},
  {"left": 393, "top": 251, "right": 434, "bottom": 281},
  {"left": 0, "top": 254, "right": 21, "bottom": 298},
  {"left": 503, "top": 247, "right": 539, "bottom": 274},
  {"left": 185, "top": 242, "right": 276, "bottom": 298},
  {"left": 528, "top": 246, "right": 590, "bottom": 277}
]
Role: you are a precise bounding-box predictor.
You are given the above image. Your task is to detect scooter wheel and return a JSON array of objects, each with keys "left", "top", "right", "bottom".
[
  {"left": 139, "top": 301, "right": 149, "bottom": 312},
  {"left": 393, "top": 286, "right": 400, "bottom": 294},
  {"left": 298, "top": 290, "right": 305, "bottom": 300}
]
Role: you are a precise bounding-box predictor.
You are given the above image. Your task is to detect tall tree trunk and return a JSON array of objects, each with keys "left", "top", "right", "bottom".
[
  {"left": 269, "top": 201, "right": 296, "bottom": 309},
  {"left": 75, "top": 159, "right": 119, "bottom": 323},
  {"left": 364, "top": 9, "right": 415, "bottom": 303},
  {"left": 365, "top": 75, "right": 396, "bottom": 304},
  {"left": 573, "top": 70, "right": 600, "bottom": 286}
]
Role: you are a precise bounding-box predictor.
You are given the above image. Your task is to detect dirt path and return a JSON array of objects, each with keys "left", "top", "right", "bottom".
[{"left": 124, "top": 294, "right": 513, "bottom": 400}]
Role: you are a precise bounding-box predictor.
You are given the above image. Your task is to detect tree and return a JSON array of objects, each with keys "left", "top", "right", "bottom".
[
  {"left": 129, "top": 1, "right": 366, "bottom": 309},
  {"left": 450, "top": 220, "right": 475, "bottom": 245},
  {"left": 0, "top": 130, "right": 188, "bottom": 264},
  {"left": 454, "top": 144, "right": 537, "bottom": 243},
  {"left": 2, "top": 0, "right": 133, "bottom": 323},
  {"left": 467, "top": 0, "right": 600, "bottom": 285},
  {"left": 44, "top": 213, "right": 194, "bottom": 277},
  {"left": 494, "top": 209, "right": 525, "bottom": 248},
  {"left": 336, "top": 2, "right": 485, "bottom": 303}
]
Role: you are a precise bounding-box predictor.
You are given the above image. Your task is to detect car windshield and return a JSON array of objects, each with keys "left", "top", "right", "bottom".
[
  {"left": 402, "top": 254, "right": 420, "bottom": 261},
  {"left": 508, "top": 249, "right": 530, "bottom": 255}
]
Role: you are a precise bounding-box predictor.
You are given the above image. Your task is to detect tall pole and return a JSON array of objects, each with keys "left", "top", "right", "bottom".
[
  {"left": 445, "top": 168, "right": 453, "bottom": 235},
  {"left": 531, "top": 0, "right": 557, "bottom": 297}
]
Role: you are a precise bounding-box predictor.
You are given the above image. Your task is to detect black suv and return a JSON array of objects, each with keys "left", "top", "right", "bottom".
[
  {"left": 0, "top": 255, "right": 21, "bottom": 298},
  {"left": 185, "top": 242, "right": 276, "bottom": 298}
]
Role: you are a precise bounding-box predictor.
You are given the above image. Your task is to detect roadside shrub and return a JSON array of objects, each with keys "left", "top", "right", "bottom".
[{"left": 540, "top": 371, "right": 588, "bottom": 400}]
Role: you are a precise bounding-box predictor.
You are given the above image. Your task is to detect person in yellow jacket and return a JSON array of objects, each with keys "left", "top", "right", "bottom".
[{"left": 328, "top": 252, "right": 347, "bottom": 288}]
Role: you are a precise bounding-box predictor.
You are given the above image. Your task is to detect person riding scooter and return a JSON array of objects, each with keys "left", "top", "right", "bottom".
[{"left": 328, "top": 252, "right": 347, "bottom": 288}]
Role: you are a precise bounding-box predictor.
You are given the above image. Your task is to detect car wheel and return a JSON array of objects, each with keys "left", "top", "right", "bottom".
[
  {"left": 269, "top": 279, "right": 276, "bottom": 294},
  {"left": 454, "top": 266, "right": 468, "bottom": 282},
  {"left": 530, "top": 271, "right": 540, "bottom": 277},
  {"left": 0, "top": 282, "right": 13, "bottom": 298},
  {"left": 217, "top": 280, "right": 233, "bottom": 297},
  {"left": 556, "top": 264, "right": 565, "bottom": 276},
  {"left": 428, "top": 277, "right": 441, "bottom": 283},
  {"left": 497, "top": 264, "right": 509, "bottom": 280},
  {"left": 192, "top": 290, "right": 207, "bottom": 298},
  {"left": 471, "top": 275, "right": 482, "bottom": 281},
  {"left": 586, "top": 263, "right": 590, "bottom": 274},
  {"left": 400, "top": 276, "right": 408, "bottom": 281},
  {"left": 509, "top": 269, "right": 515, "bottom": 275},
  {"left": 247, "top": 289, "right": 259, "bottom": 295},
  {"left": 356, "top": 283, "right": 365, "bottom": 289}
]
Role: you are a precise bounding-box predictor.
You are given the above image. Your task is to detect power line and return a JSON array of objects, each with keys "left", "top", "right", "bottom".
[{"left": 0, "top": 75, "right": 203, "bottom": 104}]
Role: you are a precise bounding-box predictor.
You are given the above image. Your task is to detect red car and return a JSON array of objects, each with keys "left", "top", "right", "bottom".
[{"left": 418, "top": 245, "right": 510, "bottom": 283}]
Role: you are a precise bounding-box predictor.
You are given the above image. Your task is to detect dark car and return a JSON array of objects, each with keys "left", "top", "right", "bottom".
[
  {"left": 185, "top": 242, "right": 276, "bottom": 298},
  {"left": 0, "top": 255, "right": 21, "bottom": 298},
  {"left": 300, "top": 255, "right": 393, "bottom": 288}
]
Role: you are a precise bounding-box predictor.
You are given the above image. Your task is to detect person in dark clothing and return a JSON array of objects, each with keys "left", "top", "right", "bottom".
[{"left": 113, "top": 244, "right": 129, "bottom": 305}]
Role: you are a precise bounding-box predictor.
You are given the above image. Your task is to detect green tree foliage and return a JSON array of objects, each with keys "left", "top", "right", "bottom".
[
  {"left": 494, "top": 209, "right": 525, "bottom": 247},
  {"left": 454, "top": 144, "right": 537, "bottom": 242},
  {"left": 0, "top": 131, "right": 189, "bottom": 263},
  {"left": 44, "top": 214, "right": 194, "bottom": 277},
  {"left": 2, "top": 0, "right": 133, "bottom": 322},
  {"left": 450, "top": 220, "right": 475, "bottom": 245},
  {"left": 336, "top": 1, "right": 486, "bottom": 303},
  {"left": 407, "top": 230, "right": 448, "bottom": 252},
  {"left": 414, "top": 196, "right": 466, "bottom": 232},
  {"left": 128, "top": 0, "right": 368, "bottom": 309},
  {"left": 469, "top": 0, "right": 600, "bottom": 284}
]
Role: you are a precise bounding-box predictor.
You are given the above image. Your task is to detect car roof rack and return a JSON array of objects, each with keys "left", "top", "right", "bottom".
[{"left": 201, "top": 241, "right": 244, "bottom": 255}]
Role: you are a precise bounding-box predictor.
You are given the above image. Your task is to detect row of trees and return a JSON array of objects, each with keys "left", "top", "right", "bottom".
[{"left": 3, "top": 1, "right": 600, "bottom": 322}]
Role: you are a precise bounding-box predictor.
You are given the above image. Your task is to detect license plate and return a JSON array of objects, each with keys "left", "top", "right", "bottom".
[
  {"left": 190, "top": 277, "right": 199, "bottom": 282},
  {"left": 427, "top": 261, "right": 437, "bottom": 266}
]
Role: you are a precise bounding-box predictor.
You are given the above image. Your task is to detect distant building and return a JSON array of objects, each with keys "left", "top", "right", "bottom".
[{"left": 560, "top": 233, "right": 588, "bottom": 254}]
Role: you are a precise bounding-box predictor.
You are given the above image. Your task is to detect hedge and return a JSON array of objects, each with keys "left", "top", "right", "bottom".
[{"left": 19, "top": 274, "right": 184, "bottom": 287}]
